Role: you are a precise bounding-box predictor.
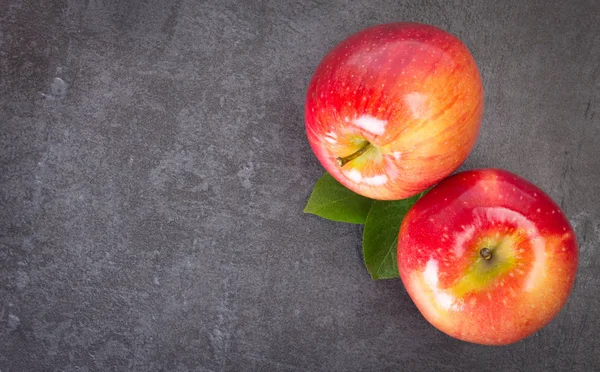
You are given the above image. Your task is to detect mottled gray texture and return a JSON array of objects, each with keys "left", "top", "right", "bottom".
[{"left": 1, "top": 0, "right": 599, "bottom": 371}]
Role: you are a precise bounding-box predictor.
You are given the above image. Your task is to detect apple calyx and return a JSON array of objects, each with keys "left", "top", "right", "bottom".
[
  {"left": 479, "top": 247, "right": 492, "bottom": 260},
  {"left": 336, "top": 141, "right": 372, "bottom": 167}
]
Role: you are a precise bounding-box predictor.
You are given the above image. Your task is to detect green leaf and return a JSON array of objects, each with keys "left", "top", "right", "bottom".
[
  {"left": 362, "top": 192, "right": 426, "bottom": 280},
  {"left": 304, "top": 172, "right": 374, "bottom": 224}
]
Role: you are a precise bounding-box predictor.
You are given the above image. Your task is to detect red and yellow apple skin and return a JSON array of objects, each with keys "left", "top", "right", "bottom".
[
  {"left": 305, "top": 23, "right": 483, "bottom": 200},
  {"left": 398, "top": 169, "right": 578, "bottom": 345}
]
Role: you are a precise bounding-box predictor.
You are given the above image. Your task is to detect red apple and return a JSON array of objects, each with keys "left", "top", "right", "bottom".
[
  {"left": 398, "top": 169, "right": 578, "bottom": 345},
  {"left": 305, "top": 23, "right": 483, "bottom": 200}
]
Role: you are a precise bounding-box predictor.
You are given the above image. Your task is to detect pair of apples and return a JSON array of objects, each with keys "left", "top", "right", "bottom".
[{"left": 305, "top": 23, "right": 577, "bottom": 345}]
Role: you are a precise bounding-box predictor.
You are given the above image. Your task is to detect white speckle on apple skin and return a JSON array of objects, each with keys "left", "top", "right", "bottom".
[
  {"left": 344, "top": 169, "right": 363, "bottom": 183},
  {"left": 422, "top": 259, "right": 462, "bottom": 311},
  {"left": 364, "top": 174, "right": 388, "bottom": 185},
  {"left": 352, "top": 115, "right": 387, "bottom": 135}
]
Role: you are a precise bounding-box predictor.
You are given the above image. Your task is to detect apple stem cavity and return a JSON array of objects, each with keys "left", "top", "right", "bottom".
[
  {"left": 480, "top": 247, "right": 493, "bottom": 260},
  {"left": 336, "top": 142, "right": 372, "bottom": 167}
]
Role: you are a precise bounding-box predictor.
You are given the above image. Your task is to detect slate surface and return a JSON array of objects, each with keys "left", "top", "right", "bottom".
[{"left": 1, "top": 1, "right": 599, "bottom": 371}]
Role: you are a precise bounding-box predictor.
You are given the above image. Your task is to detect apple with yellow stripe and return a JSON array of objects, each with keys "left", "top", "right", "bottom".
[
  {"left": 305, "top": 23, "right": 483, "bottom": 200},
  {"left": 398, "top": 169, "right": 578, "bottom": 345}
]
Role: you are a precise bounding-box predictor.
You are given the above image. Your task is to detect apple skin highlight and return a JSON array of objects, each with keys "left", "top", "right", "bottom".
[
  {"left": 398, "top": 169, "right": 578, "bottom": 345},
  {"left": 305, "top": 23, "right": 483, "bottom": 200}
]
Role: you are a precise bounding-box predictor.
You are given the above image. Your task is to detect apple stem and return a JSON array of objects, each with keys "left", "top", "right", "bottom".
[
  {"left": 480, "top": 248, "right": 492, "bottom": 260},
  {"left": 336, "top": 142, "right": 372, "bottom": 167}
]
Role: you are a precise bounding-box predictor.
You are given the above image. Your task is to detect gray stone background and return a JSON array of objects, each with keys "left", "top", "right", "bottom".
[{"left": 1, "top": 0, "right": 599, "bottom": 371}]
